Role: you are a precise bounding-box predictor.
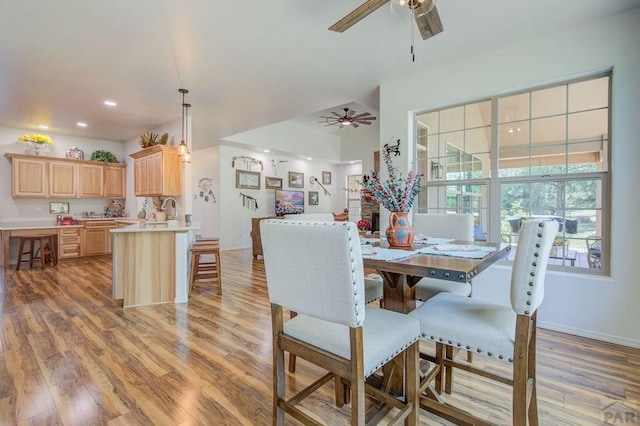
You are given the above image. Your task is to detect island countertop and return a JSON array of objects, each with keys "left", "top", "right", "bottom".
[{"left": 110, "top": 221, "right": 200, "bottom": 233}]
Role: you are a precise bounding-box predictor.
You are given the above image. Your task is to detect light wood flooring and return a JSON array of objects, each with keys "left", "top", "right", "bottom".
[{"left": 1, "top": 249, "right": 639, "bottom": 425}]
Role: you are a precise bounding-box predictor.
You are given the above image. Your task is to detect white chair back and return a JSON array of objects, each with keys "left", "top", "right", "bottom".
[
  {"left": 412, "top": 213, "right": 474, "bottom": 241},
  {"left": 260, "top": 220, "right": 365, "bottom": 328},
  {"left": 283, "top": 213, "right": 335, "bottom": 221},
  {"left": 510, "top": 219, "right": 559, "bottom": 316}
]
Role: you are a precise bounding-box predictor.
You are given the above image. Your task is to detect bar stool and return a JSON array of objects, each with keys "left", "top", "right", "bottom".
[
  {"left": 189, "top": 238, "right": 222, "bottom": 295},
  {"left": 16, "top": 235, "right": 57, "bottom": 271}
]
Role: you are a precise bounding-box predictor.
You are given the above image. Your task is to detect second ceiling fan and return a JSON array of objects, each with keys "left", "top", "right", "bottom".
[
  {"left": 329, "top": 0, "right": 443, "bottom": 42},
  {"left": 319, "top": 108, "right": 377, "bottom": 129}
]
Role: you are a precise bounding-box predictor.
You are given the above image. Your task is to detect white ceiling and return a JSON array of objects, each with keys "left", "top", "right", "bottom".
[{"left": 0, "top": 0, "right": 637, "bottom": 151}]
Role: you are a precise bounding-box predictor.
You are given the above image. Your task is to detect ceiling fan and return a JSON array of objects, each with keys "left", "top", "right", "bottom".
[
  {"left": 319, "top": 108, "right": 377, "bottom": 129},
  {"left": 329, "top": 0, "right": 443, "bottom": 59}
]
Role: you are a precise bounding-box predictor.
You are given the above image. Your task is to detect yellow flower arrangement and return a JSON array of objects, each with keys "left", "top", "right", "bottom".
[{"left": 18, "top": 133, "right": 53, "bottom": 144}]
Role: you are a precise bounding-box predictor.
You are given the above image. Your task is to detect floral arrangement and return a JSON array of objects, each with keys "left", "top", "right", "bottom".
[
  {"left": 360, "top": 145, "right": 422, "bottom": 212},
  {"left": 357, "top": 219, "right": 371, "bottom": 231},
  {"left": 18, "top": 133, "right": 53, "bottom": 144}
]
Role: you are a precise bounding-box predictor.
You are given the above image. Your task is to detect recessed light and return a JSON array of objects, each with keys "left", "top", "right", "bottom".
[
  {"left": 104, "top": 100, "right": 117, "bottom": 107},
  {"left": 38, "top": 124, "right": 48, "bottom": 129},
  {"left": 263, "top": 149, "right": 270, "bottom": 153},
  {"left": 77, "top": 122, "right": 88, "bottom": 127},
  {"left": 307, "top": 157, "right": 312, "bottom": 161}
]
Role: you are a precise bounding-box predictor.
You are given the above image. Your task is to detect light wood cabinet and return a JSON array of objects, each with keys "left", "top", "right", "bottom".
[
  {"left": 130, "top": 145, "right": 181, "bottom": 197},
  {"left": 5, "top": 153, "right": 126, "bottom": 199},
  {"left": 80, "top": 220, "right": 116, "bottom": 256},
  {"left": 10, "top": 157, "right": 47, "bottom": 197},
  {"left": 49, "top": 161, "right": 78, "bottom": 197},
  {"left": 58, "top": 227, "right": 81, "bottom": 258},
  {"left": 105, "top": 165, "right": 126, "bottom": 199},
  {"left": 78, "top": 163, "right": 104, "bottom": 197}
]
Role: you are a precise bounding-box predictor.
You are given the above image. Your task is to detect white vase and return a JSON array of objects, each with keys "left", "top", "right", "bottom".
[{"left": 27, "top": 141, "right": 49, "bottom": 156}]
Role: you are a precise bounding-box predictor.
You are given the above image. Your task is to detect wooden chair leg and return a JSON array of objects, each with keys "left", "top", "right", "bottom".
[
  {"left": 528, "top": 314, "right": 539, "bottom": 425},
  {"left": 445, "top": 345, "right": 454, "bottom": 394},
  {"left": 406, "top": 341, "right": 419, "bottom": 426},
  {"left": 513, "top": 315, "right": 532, "bottom": 426},
  {"left": 435, "top": 342, "right": 444, "bottom": 394}
]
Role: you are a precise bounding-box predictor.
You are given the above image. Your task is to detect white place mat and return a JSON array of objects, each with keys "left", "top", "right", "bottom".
[
  {"left": 416, "top": 244, "right": 497, "bottom": 259},
  {"left": 413, "top": 234, "right": 455, "bottom": 245},
  {"left": 362, "top": 247, "right": 417, "bottom": 261}
]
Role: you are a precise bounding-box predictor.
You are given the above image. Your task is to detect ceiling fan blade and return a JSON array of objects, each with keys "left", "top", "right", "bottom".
[
  {"left": 415, "top": 4, "right": 444, "bottom": 40},
  {"left": 331, "top": 111, "right": 343, "bottom": 117},
  {"left": 352, "top": 112, "right": 374, "bottom": 119},
  {"left": 355, "top": 119, "right": 374, "bottom": 124},
  {"left": 347, "top": 109, "right": 356, "bottom": 117},
  {"left": 352, "top": 123, "right": 360, "bottom": 128},
  {"left": 329, "top": 0, "right": 390, "bottom": 33}
]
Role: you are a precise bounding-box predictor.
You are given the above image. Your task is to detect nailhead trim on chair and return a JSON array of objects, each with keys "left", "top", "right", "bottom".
[
  {"left": 366, "top": 337, "right": 419, "bottom": 378},
  {"left": 418, "top": 221, "right": 553, "bottom": 363}
]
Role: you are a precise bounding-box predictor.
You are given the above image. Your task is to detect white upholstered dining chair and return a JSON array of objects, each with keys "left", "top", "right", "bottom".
[
  {"left": 409, "top": 218, "right": 558, "bottom": 425},
  {"left": 411, "top": 213, "right": 475, "bottom": 301},
  {"left": 261, "top": 219, "right": 420, "bottom": 425},
  {"left": 282, "top": 215, "right": 384, "bottom": 375}
]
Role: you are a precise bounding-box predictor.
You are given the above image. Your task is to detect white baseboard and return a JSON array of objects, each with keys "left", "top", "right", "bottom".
[{"left": 538, "top": 320, "right": 640, "bottom": 349}]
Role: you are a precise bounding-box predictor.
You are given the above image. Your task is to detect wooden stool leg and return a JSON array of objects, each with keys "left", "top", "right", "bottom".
[
  {"left": 16, "top": 238, "right": 26, "bottom": 271},
  {"left": 189, "top": 252, "right": 198, "bottom": 294},
  {"left": 215, "top": 250, "right": 222, "bottom": 295},
  {"left": 51, "top": 237, "right": 57, "bottom": 266},
  {"left": 39, "top": 238, "right": 46, "bottom": 270},
  {"left": 29, "top": 239, "right": 35, "bottom": 267}
]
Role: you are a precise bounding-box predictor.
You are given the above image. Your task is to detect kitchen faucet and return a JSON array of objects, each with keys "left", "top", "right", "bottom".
[{"left": 161, "top": 197, "right": 179, "bottom": 220}]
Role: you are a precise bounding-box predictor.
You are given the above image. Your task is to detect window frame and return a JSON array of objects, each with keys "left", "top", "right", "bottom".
[{"left": 414, "top": 72, "right": 611, "bottom": 274}]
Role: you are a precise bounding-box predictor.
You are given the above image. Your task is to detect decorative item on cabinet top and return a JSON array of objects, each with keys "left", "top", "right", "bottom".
[{"left": 66, "top": 147, "right": 84, "bottom": 160}]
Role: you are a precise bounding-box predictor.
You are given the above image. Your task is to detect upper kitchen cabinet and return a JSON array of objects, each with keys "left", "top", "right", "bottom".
[
  {"left": 5, "top": 153, "right": 126, "bottom": 199},
  {"left": 9, "top": 156, "right": 48, "bottom": 197},
  {"left": 104, "top": 164, "right": 126, "bottom": 199},
  {"left": 130, "top": 145, "right": 181, "bottom": 197},
  {"left": 78, "top": 163, "right": 103, "bottom": 197},
  {"left": 49, "top": 161, "right": 78, "bottom": 197}
]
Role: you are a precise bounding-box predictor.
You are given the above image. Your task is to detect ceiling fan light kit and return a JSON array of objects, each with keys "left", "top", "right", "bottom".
[
  {"left": 329, "top": 0, "right": 443, "bottom": 62},
  {"left": 319, "top": 107, "right": 376, "bottom": 129}
]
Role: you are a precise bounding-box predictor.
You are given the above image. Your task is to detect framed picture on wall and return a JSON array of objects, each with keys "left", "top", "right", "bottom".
[
  {"left": 322, "top": 171, "right": 332, "bottom": 185},
  {"left": 289, "top": 171, "right": 304, "bottom": 188},
  {"left": 308, "top": 191, "right": 319, "bottom": 206},
  {"left": 236, "top": 169, "right": 261, "bottom": 189},
  {"left": 265, "top": 176, "right": 283, "bottom": 189}
]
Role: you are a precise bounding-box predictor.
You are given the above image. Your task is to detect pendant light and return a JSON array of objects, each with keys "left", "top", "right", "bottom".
[
  {"left": 178, "top": 88, "right": 191, "bottom": 162},
  {"left": 182, "top": 103, "right": 192, "bottom": 163}
]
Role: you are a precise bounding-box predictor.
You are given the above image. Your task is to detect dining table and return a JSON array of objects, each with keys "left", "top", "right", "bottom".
[{"left": 362, "top": 239, "right": 511, "bottom": 314}]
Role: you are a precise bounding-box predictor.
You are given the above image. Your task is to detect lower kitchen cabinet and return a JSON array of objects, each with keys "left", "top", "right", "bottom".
[
  {"left": 80, "top": 220, "right": 116, "bottom": 256},
  {"left": 58, "top": 227, "right": 81, "bottom": 258}
]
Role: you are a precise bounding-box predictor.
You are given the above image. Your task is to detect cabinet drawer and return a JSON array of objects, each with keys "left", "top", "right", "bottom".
[
  {"left": 59, "top": 227, "right": 81, "bottom": 237},
  {"left": 59, "top": 243, "right": 80, "bottom": 258},
  {"left": 83, "top": 220, "right": 116, "bottom": 229},
  {"left": 60, "top": 235, "right": 81, "bottom": 244}
]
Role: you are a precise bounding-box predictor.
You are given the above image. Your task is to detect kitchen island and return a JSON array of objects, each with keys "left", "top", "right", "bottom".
[{"left": 111, "top": 221, "right": 199, "bottom": 308}]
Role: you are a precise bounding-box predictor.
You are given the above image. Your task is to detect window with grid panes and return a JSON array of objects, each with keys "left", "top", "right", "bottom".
[{"left": 415, "top": 73, "right": 610, "bottom": 272}]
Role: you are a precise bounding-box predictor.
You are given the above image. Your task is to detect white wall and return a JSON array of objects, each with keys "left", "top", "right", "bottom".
[
  {"left": 191, "top": 145, "right": 221, "bottom": 238},
  {"left": 0, "top": 125, "right": 125, "bottom": 222},
  {"left": 379, "top": 9, "right": 640, "bottom": 347},
  {"left": 217, "top": 145, "right": 339, "bottom": 250},
  {"left": 225, "top": 120, "right": 342, "bottom": 162}
]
